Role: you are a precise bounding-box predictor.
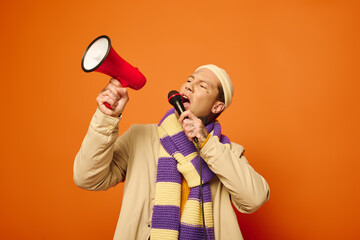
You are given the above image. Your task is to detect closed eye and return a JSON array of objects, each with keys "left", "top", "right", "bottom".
[{"left": 187, "top": 75, "right": 194, "bottom": 83}]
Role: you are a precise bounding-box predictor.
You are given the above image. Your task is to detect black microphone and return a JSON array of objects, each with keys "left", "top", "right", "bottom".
[{"left": 168, "top": 90, "right": 198, "bottom": 143}]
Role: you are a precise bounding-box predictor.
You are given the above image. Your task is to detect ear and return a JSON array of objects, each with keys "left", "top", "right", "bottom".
[{"left": 211, "top": 101, "right": 225, "bottom": 114}]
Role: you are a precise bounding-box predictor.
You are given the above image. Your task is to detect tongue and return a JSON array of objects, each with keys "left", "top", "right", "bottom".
[{"left": 183, "top": 102, "right": 190, "bottom": 109}]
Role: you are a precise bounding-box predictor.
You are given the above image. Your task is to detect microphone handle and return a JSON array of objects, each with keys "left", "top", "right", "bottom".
[
  {"left": 174, "top": 102, "right": 198, "bottom": 143},
  {"left": 174, "top": 101, "right": 186, "bottom": 114}
]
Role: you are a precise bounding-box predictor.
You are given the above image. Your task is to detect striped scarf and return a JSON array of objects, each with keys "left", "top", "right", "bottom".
[{"left": 150, "top": 108, "right": 231, "bottom": 240}]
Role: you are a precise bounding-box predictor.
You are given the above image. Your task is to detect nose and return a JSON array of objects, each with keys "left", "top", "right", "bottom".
[{"left": 185, "top": 82, "right": 194, "bottom": 92}]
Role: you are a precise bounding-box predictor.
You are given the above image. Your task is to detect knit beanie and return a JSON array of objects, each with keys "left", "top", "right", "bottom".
[{"left": 195, "top": 64, "right": 234, "bottom": 108}]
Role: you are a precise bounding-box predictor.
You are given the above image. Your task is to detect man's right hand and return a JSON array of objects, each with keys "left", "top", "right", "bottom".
[{"left": 96, "top": 78, "right": 129, "bottom": 117}]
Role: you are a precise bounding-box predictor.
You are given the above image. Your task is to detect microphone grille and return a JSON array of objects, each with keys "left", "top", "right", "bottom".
[{"left": 168, "top": 90, "right": 182, "bottom": 106}]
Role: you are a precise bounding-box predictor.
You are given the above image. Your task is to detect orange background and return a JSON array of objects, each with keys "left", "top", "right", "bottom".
[{"left": 1, "top": 0, "right": 359, "bottom": 239}]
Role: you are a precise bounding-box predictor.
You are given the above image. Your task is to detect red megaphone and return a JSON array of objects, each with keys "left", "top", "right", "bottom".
[{"left": 81, "top": 35, "right": 146, "bottom": 109}]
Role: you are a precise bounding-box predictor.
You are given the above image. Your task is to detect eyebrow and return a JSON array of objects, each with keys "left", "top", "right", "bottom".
[{"left": 187, "top": 75, "right": 214, "bottom": 87}]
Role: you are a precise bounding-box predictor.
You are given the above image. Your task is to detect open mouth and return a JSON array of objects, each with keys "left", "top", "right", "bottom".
[
  {"left": 182, "top": 95, "right": 190, "bottom": 104},
  {"left": 182, "top": 95, "right": 190, "bottom": 109}
]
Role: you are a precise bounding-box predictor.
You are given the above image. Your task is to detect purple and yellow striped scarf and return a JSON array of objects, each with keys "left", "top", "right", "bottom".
[{"left": 150, "top": 108, "right": 231, "bottom": 240}]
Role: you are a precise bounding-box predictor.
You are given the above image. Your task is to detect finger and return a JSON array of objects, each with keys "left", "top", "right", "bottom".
[
  {"left": 104, "top": 80, "right": 122, "bottom": 98},
  {"left": 103, "top": 88, "right": 119, "bottom": 99},
  {"left": 186, "top": 131, "right": 196, "bottom": 142},
  {"left": 184, "top": 110, "right": 195, "bottom": 119},
  {"left": 99, "top": 90, "right": 119, "bottom": 106},
  {"left": 179, "top": 110, "right": 192, "bottom": 123},
  {"left": 116, "top": 87, "right": 129, "bottom": 100},
  {"left": 182, "top": 118, "right": 190, "bottom": 124},
  {"left": 103, "top": 79, "right": 117, "bottom": 91},
  {"left": 110, "top": 78, "right": 122, "bottom": 87},
  {"left": 98, "top": 94, "right": 117, "bottom": 109},
  {"left": 184, "top": 124, "right": 194, "bottom": 132},
  {"left": 103, "top": 96, "right": 118, "bottom": 109},
  {"left": 183, "top": 120, "right": 195, "bottom": 129},
  {"left": 183, "top": 119, "right": 196, "bottom": 130},
  {"left": 99, "top": 103, "right": 114, "bottom": 115},
  {"left": 96, "top": 94, "right": 111, "bottom": 105},
  {"left": 107, "top": 85, "right": 122, "bottom": 100},
  {"left": 97, "top": 96, "right": 115, "bottom": 114},
  {"left": 101, "top": 84, "right": 116, "bottom": 96}
]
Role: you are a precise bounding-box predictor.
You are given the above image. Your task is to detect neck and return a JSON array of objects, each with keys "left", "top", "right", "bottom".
[
  {"left": 200, "top": 112, "right": 217, "bottom": 126},
  {"left": 199, "top": 115, "right": 211, "bottom": 126}
]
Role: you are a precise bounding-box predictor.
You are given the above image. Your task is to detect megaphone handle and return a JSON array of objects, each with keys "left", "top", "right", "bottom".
[
  {"left": 115, "top": 77, "right": 128, "bottom": 88},
  {"left": 103, "top": 78, "right": 128, "bottom": 110}
]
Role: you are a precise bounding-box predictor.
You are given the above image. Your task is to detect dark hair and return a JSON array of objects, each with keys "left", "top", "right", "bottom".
[
  {"left": 217, "top": 84, "right": 225, "bottom": 103},
  {"left": 200, "top": 84, "right": 225, "bottom": 125},
  {"left": 212, "top": 84, "right": 225, "bottom": 121}
]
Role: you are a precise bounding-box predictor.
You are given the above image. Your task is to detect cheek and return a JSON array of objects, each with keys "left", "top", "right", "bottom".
[
  {"left": 195, "top": 94, "right": 214, "bottom": 113},
  {"left": 179, "top": 84, "right": 186, "bottom": 91}
]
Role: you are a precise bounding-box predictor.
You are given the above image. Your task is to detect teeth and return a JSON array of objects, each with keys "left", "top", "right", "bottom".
[{"left": 183, "top": 95, "right": 188, "bottom": 99}]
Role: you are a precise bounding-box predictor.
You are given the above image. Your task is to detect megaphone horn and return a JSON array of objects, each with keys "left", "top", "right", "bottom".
[{"left": 81, "top": 35, "right": 147, "bottom": 97}]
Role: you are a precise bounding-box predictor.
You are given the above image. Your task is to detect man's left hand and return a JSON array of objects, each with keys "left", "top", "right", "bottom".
[{"left": 178, "top": 110, "right": 209, "bottom": 145}]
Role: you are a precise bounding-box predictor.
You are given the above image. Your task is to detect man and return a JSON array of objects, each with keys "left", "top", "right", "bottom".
[{"left": 73, "top": 64, "right": 270, "bottom": 240}]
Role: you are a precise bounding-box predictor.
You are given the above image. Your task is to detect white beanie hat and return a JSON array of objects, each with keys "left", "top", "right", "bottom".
[{"left": 195, "top": 64, "right": 234, "bottom": 108}]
